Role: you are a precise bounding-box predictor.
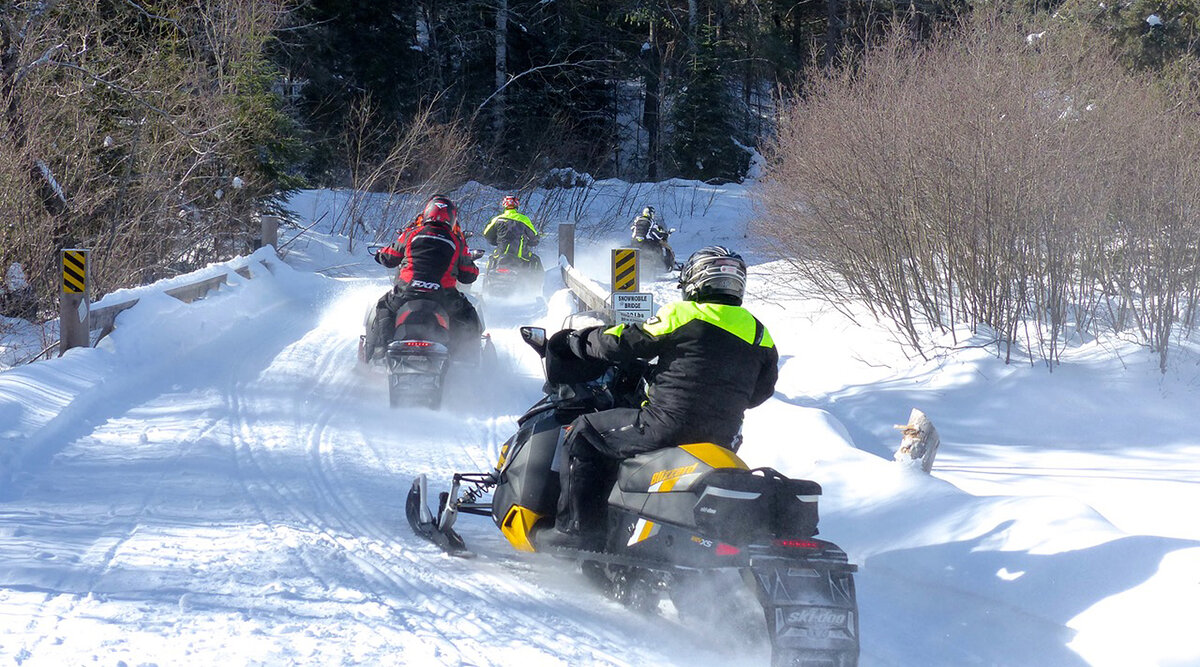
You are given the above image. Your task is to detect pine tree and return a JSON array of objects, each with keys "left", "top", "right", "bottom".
[
  {"left": 669, "top": 24, "right": 749, "bottom": 182},
  {"left": 272, "top": 0, "right": 425, "bottom": 180}
]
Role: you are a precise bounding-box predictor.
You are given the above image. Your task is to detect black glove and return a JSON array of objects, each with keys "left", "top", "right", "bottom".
[
  {"left": 567, "top": 326, "right": 601, "bottom": 360},
  {"left": 545, "top": 328, "right": 610, "bottom": 385},
  {"left": 374, "top": 249, "right": 388, "bottom": 265}
]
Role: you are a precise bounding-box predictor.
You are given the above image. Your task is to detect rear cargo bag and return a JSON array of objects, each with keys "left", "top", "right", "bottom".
[{"left": 693, "top": 468, "right": 821, "bottom": 542}]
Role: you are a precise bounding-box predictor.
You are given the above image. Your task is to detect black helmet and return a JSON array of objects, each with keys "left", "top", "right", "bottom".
[{"left": 678, "top": 246, "right": 747, "bottom": 304}]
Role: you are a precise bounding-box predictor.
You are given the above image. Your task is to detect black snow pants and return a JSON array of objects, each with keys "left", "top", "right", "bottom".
[{"left": 556, "top": 406, "right": 683, "bottom": 536}]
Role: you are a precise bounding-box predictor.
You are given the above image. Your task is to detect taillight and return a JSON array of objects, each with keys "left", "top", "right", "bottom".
[
  {"left": 405, "top": 341, "right": 433, "bottom": 348},
  {"left": 497, "top": 268, "right": 511, "bottom": 273},
  {"left": 773, "top": 539, "right": 820, "bottom": 549},
  {"left": 715, "top": 543, "right": 741, "bottom": 556}
]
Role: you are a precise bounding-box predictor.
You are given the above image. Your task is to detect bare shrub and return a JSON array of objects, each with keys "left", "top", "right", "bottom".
[
  {"left": 757, "top": 10, "right": 1200, "bottom": 370},
  {"left": 1, "top": 0, "right": 295, "bottom": 317},
  {"left": 337, "top": 98, "right": 474, "bottom": 248}
]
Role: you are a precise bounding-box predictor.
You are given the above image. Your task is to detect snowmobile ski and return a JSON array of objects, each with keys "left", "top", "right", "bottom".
[{"left": 405, "top": 474, "right": 473, "bottom": 557}]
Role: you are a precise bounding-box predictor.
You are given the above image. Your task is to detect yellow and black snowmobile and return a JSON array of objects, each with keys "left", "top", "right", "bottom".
[{"left": 406, "top": 326, "right": 859, "bottom": 666}]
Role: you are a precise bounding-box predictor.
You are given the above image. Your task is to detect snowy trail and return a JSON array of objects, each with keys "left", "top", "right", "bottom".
[
  {"left": 4, "top": 180, "right": 1200, "bottom": 666},
  {"left": 0, "top": 271, "right": 767, "bottom": 666}
]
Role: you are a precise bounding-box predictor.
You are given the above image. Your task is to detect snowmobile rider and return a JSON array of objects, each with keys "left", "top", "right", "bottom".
[
  {"left": 539, "top": 246, "right": 779, "bottom": 550},
  {"left": 630, "top": 206, "right": 676, "bottom": 270},
  {"left": 363, "top": 194, "right": 481, "bottom": 361},
  {"left": 483, "top": 194, "right": 541, "bottom": 270}
]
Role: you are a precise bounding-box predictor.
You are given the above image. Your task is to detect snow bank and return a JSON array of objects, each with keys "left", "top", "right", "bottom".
[{"left": 0, "top": 248, "right": 320, "bottom": 494}]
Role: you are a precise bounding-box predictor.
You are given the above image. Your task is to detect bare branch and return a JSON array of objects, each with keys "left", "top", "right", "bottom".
[{"left": 475, "top": 57, "right": 615, "bottom": 115}]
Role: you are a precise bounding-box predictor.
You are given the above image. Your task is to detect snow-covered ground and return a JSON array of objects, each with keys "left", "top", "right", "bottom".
[{"left": 2, "top": 181, "right": 1198, "bottom": 666}]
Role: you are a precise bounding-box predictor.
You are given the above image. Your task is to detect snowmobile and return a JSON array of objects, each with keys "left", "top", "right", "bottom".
[
  {"left": 359, "top": 249, "right": 495, "bottom": 409},
  {"left": 480, "top": 249, "right": 543, "bottom": 300},
  {"left": 630, "top": 223, "right": 679, "bottom": 274},
  {"left": 406, "top": 326, "right": 860, "bottom": 666}
]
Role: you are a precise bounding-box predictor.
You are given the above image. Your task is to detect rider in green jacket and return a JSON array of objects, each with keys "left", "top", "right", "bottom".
[
  {"left": 539, "top": 246, "right": 779, "bottom": 550},
  {"left": 483, "top": 195, "right": 541, "bottom": 267}
]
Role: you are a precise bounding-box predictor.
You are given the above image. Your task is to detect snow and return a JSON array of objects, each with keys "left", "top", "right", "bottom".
[
  {"left": 2, "top": 180, "right": 1199, "bottom": 666},
  {"left": 3, "top": 265, "right": 27, "bottom": 293}
]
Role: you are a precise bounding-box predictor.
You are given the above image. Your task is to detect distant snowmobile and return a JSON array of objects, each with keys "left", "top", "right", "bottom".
[
  {"left": 629, "top": 208, "right": 680, "bottom": 274},
  {"left": 480, "top": 249, "right": 543, "bottom": 300},
  {"left": 406, "top": 326, "right": 860, "bottom": 666}
]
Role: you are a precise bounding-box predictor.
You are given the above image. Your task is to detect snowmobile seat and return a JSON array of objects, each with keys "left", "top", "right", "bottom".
[
  {"left": 608, "top": 443, "right": 749, "bottom": 529},
  {"left": 394, "top": 299, "right": 452, "bottom": 345}
]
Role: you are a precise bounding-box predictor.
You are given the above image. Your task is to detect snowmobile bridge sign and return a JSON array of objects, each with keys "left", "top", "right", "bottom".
[{"left": 611, "top": 292, "right": 654, "bottom": 324}]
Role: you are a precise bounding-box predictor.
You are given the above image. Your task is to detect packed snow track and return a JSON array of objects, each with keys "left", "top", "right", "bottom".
[{"left": 0, "top": 267, "right": 764, "bottom": 666}]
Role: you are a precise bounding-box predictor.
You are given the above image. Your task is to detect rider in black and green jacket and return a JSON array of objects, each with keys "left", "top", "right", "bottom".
[
  {"left": 540, "top": 246, "right": 779, "bottom": 549},
  {"left": 483, "top": 195, "right": 540, "bottom": 266}
]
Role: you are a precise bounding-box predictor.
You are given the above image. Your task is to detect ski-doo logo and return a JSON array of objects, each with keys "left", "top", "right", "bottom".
[
  {"left": 649, "top": 463, "right": 698, "bottom": 486},
  {"left": 410, "top": 279, "right": 441, "bottom": 290},
  {"left": 787, "top": 608, "right": 848, "bottom": 627}
]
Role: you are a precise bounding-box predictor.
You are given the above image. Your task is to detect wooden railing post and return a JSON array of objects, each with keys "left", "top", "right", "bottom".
[
  {"left": 59, "top": 248, "right": 91, "bottom": 355},
  {"left": 259, "top": 215, "right": 280, "bottom": 250},
  {"left": 558, "top": 223, "right": 574, "bottom": 266}
]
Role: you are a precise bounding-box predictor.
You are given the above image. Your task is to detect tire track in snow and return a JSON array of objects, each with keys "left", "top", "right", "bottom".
[
  {"left": 2, "top": 409, "right": 229, "bottom": 662},
  {"left": 216, "top": 303, "right": 481, "bottom": 655},
  {"left": 215, "top": 284, "right": 730, "bottom": 665},
  {"left": 254, "top": 311, "right": 592, "bottom": 662}
]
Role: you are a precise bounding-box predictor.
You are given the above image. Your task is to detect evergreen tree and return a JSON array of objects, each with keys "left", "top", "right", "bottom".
[
  {"left": 272, "top": 0, "right": 425, "bottom": 181},
  {"left": 491, "top": 0, "right": 625, "bottom": 180},
  {"left": 1058, "top": 0, "right": 1200, "bottom": 73},
  {"left": 669, "top": 24, "right": 749, "bottom": 182}
]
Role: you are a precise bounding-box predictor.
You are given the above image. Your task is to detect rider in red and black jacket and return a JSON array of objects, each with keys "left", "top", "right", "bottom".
[{"left": 364, "top": 195, "right": 481, "bottom": 361}]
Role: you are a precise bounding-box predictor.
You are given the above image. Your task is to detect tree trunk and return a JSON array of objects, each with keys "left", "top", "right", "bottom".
[
  {"left": 823, "top": 0, "right": 843, "bottom": 68},
  {"left": 494, "top": 0, "right": 507, "bottom": 141},
  {"left": 642, "top": 21, "right": 660, "bottom": 180},
  {"left": 893, "top": 408, "right": 941, "bottom": 473}
]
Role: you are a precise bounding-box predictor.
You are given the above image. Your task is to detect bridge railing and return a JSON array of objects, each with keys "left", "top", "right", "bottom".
[{"left": 37, "top": 216, "right": 283, "bottom": 363}]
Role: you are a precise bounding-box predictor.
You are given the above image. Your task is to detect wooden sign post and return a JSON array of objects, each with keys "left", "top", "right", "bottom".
[{"left": 59, "top": 248, "right": 91, "bottom": 354}]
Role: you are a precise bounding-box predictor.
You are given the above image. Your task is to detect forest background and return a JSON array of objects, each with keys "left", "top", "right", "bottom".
[{"left": 2, "top": 0, "right": 1199, "bottom": 369}]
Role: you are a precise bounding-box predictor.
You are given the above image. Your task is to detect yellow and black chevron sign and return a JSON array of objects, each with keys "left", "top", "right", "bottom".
[
  {"left": 62, "top": 249, "right": 88, "bottom": 294},
  {"left": 611, "top": 248, "right": 638, "bottom": 292}
]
